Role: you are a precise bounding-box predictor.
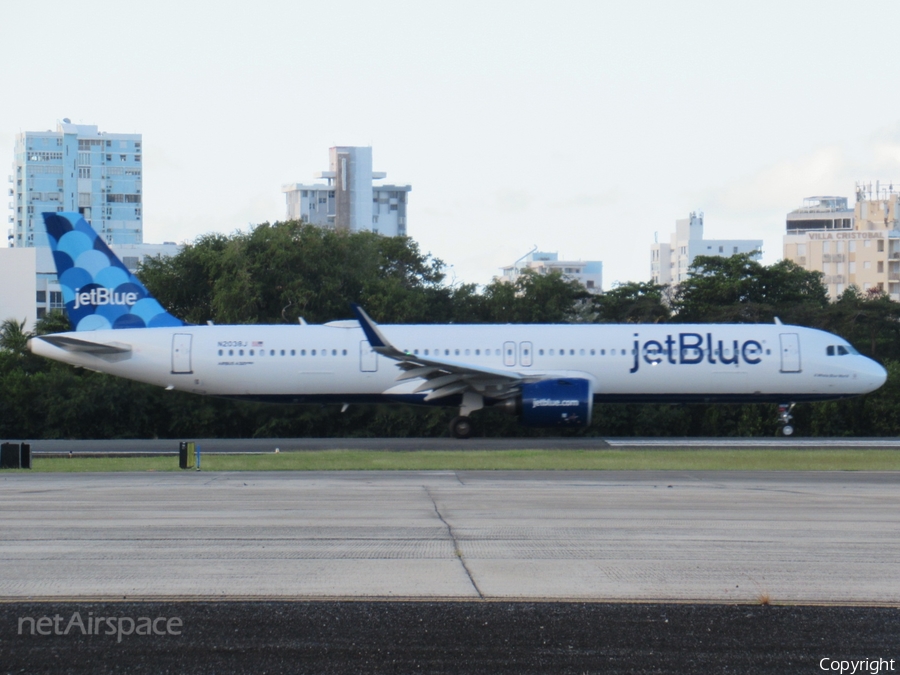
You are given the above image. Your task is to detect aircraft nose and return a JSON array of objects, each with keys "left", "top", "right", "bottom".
[{"left": 866, "top": 359, "right": 888, "bottom": 392}]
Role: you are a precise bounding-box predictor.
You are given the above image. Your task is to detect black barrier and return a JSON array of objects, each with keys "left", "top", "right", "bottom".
[
  {"left": 179, "top": 441, "right": 196, "bottom": 469},
  {"left": 1, "top": 443, "right": 21, "bottom": 469},
  {"left": 20, "top": 443, "right": 31, "bottom": 469}
]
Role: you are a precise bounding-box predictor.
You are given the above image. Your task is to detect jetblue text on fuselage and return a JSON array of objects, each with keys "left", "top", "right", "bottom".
[
  {"left": 629, "top": 332, "right": 764, "bottom": 373},
  {"left": 73, "top": 288, "right": 139, "bottom": 311}
]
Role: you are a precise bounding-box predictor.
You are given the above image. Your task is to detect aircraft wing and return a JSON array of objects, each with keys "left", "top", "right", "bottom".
[{"left": 352, "top": 304, "right": 524, "bottom": 401}]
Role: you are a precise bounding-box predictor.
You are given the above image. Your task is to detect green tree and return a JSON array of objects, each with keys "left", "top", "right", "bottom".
[
  {"left": 0, "top": 318, "right": 30, "bottom": 356},
  {"left": 593, "top": 281, "right": 670, "bottom": 324},
  {"left": 479, "top": 270, "right": 590, "bottom": 323},
  {"left": 671, "top": 254, "right": 828, "bottom": 323}
]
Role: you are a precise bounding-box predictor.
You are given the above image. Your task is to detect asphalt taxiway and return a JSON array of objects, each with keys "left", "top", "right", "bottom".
[
  {"left": 1, "top": 470, "right": 898, "bottom": 604},
  {"left": 13, "top": 436, "right": 900, "bottom": 455}
]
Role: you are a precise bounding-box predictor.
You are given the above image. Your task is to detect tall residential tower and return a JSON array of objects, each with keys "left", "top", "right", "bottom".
[
  {"left": 9, "top": 120, "right": 143, "bottom": 248},
  {"left": 282, "top": 146, "right": 411, "bottom": 236}
]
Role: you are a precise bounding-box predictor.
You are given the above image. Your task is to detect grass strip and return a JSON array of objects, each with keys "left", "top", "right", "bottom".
[{"left": 14, "top": 449, "right": 900, "bottom": 473}]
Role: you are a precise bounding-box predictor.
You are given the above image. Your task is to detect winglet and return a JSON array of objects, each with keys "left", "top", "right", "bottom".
[{"left": 351, "top": 304, "right": 400, "bottom": 355}]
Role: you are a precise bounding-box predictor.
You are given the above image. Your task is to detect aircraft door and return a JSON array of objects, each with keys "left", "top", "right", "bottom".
[
  {"left": 779, "top": 333, "right": 801, "bottom": 373},
  {"left": 503, "top": 341, "right": 516, "bottom": 367},
  {"left": 360, "top": 340, "right": 378, "bottom": 372},
  {"left": 519, "top": 341, "right": 533, "bottom": 367},
  {"left": 171, "top": 333, "right": 193, "bottom": 374}
]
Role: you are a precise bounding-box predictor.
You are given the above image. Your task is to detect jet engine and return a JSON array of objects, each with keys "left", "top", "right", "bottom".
[{"left": 513, "top": 378, "right": 594, "bottom": 428}]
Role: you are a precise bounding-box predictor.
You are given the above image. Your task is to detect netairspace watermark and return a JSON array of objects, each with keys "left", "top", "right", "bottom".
[
  {"left": 820, "top": 658, "right": 896, "bottom": 674},
  {"left": 18, "top": 612, "right": 182, "bottom": 643}
]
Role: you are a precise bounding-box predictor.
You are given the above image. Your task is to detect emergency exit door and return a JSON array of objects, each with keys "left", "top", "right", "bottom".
[
  {"left": 779, "top": 333, "right": 801, "bottom": 373},
  {"left": 360, "top": 340, "right": 378, "bottom": 372},
  {"left": 171, "top": 334, "right": 193, "bottom": 374}
]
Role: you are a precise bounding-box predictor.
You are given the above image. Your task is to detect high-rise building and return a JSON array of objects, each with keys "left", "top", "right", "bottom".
[
  {"left": 9, "top": 120, "right": 143, "bottom": 248},
  {"left": 650, "top": 212, "right": 763, "bottom": 285},
  {"left": 2, "top": 120, "right": 179, "bottom": 330},
  {"left": 783, "top": 184, "right": 900, "bottom": 301},
  {"left": 282, "top": 146, "right": 411, "bottom": 236}
]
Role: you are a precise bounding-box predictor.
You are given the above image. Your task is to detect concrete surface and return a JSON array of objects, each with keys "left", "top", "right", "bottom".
[{"left": 1, "top": 471, "right": 899, "bottom": 603}]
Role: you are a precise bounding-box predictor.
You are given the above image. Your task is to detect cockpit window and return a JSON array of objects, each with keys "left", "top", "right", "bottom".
[
  {"left": 827, "top": 346, "right": 835, "bottom": 356},
  {"left": 844, "top": 344, "right": 860, "bottom": 355},
  {"left": 837, "top": 345, "right": 849, "bottom": 355}
]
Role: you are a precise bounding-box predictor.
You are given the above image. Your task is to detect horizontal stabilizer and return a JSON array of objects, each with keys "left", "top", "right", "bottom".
[{"left": 37, "top": 335, "right": 132, "bottom": 356}]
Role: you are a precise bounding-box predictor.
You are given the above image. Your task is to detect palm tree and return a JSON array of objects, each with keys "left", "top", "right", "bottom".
[{"left": 0, "top": 318, "right": 30, "bottom": 356}]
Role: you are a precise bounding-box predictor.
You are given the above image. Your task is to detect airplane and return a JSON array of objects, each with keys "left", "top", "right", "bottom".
[{"left": 28, "top": 212, "right": 887, "bottom": 438}]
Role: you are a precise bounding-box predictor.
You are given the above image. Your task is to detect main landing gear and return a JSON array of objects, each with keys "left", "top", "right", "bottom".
[
  {"left": 778, "top": 403, "right": 795, "bottom": 436},
  {"left": 449, "top": 392, "right": 484, "bottom": 439},
  {"left": 449, "top": 416, "right": 473, "bottom": 439}
]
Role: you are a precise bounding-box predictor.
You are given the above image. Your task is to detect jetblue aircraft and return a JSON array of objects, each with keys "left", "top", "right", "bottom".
[{"left": 28, "top": 213, "right": 887, "bottom": 437}]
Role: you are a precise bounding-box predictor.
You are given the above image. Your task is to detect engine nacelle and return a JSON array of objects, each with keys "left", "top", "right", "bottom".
[{"left": 519, "top": 378, "right": 593, "bottom": 428}]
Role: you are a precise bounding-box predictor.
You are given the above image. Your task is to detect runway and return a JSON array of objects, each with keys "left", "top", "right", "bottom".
[
  {"left": 13, "top": 436, "right": 900, "bottom": 455},
  {"left": 1, "top": 470, "right": 898, "bottom": 604}
]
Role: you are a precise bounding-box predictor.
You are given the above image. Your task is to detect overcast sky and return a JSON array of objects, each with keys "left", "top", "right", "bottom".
[{"left": 4, "top": 0, "right": 900, "bottom": 290}]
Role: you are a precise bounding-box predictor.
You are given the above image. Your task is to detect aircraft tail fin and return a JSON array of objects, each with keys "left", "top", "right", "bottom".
[{"left": 41, "top": 212, "right": 185, "bottom": 331}]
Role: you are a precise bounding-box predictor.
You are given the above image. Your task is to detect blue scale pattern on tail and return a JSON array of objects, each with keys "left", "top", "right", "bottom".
[{"left": 42, "top": 212, "right": 185, "bottom": 331}]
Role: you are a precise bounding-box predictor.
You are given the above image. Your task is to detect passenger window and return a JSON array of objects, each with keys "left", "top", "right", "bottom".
[
  {"left": 590, "top": 349, "right": 595, "bottom": 356},
  {"left": 425, "top": 349, "right": 430, "bottom": 355},
  {"left": 601, "top": 349, "right": 605, "bottom": 355},
  {"left": 455, "top": 349, "right": 460, "bottom": 356},
  {"left": 301, "top": 349, "right": 306, "bottom": 356},
  {"left": 827, "top": 346, "right": 835, "bottom": 356},
  {"left": 321, "top": 349, "right": 326, "bottom": 356},
  {"left": 342, "top": 349, "right": 347, "bottom": 356},
  {"left": 270, "top": 349, "right": 275, "bottom": 356},
  {"left": 538, "top": 349, "right": 544, "bottom": 356},
  {"left": 239, "top": 349, "right": 244, "bottom": 356},
  {"left": 570, "top": 349, "right": 575, "bottom": 356},
  {"left": 332, "top": 349, "right": 337, "bottom": 356},
  {"left": 549, "top": 349, "right": 555, "bottom": 356},
  {"left": 229, "top": 350, "right": 233, "bottom": 356},
  {"left": 475, "top": 349, "right": 481, "bottom": 355},
  {"left": 580, "top": 349, "right": 585, "bottom": 356},
  {"left": 445, "top": 349, "right": 450, "bottom": 356},
  {"left": 218, "top": 349, "right": 223, "bottom": 356},
  {"left": 291, "top": 350, "right": 296, "bottom": 356},
  {"left": 249, "top": 349, "right": 254, "bottom": 356},
  {"left": 465, "top": 349, "right": 470, "bottom": 356}
]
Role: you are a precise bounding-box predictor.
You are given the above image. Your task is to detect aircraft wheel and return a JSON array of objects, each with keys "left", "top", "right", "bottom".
[
  {"left": 450, "top": 416, "right": 473, "bottom": 439},
  {"left": 782, "top": 425, "right": 794, "bottom": 436}
]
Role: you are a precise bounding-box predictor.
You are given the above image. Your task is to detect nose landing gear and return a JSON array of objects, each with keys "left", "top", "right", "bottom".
[{"left": 778, "top": 403, "right": 795, "bottom": 436}]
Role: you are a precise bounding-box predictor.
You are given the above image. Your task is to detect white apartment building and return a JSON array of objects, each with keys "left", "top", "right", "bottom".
[
  {"left": 9, "top": 120, "right": 143, "bottom": 248},
  {"left": 651, "top": 212, "right": 763, "bottom": 285},
  {"left": 783, "top": 183, "right": 900, "bottom": 301},
  {"left": 282, "top": 146, "right": 411, "bottom": 236},
  {"left": 499, "top": 250, "right": 603, "bottom": 292}
]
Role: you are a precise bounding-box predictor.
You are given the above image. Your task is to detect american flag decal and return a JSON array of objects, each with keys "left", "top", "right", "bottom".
[{"left": 252, "top": 341, "right": 264, "bottom": 347}]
